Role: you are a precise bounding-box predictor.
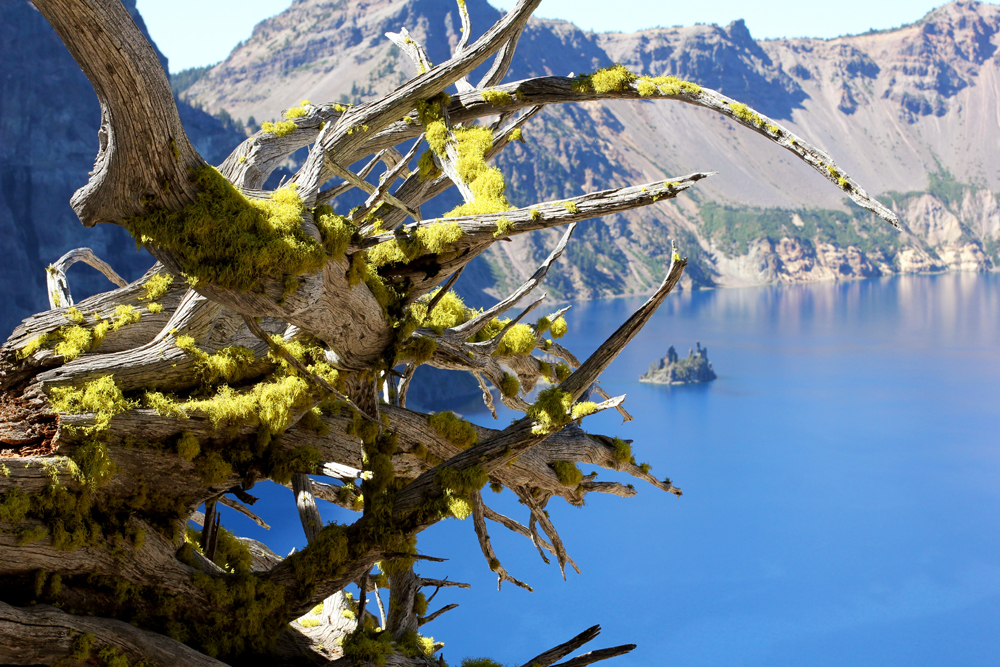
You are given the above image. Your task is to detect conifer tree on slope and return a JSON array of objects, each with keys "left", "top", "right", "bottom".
[{"left": 0, "top": 0, "right": 899, "bottom": 664}]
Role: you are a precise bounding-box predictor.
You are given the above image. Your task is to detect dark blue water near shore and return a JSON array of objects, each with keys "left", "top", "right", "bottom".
[
  {"left": 416, "top": 273, "right": 1000, "bottom": 666},
  {"left": 228, "top": 273, "right": 999, "bottom": 665}
]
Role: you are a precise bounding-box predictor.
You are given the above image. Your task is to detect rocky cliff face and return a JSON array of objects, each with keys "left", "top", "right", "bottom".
[
  {"left": 0, "top": 0, "right": 245, "bottom": 338},
  {"left": 178, "top": 0, "right": 1000, "bottom": 303}
]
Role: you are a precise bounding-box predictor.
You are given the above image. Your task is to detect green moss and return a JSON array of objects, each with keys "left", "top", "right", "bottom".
[
  {"left": 125, "top": 168, "right": 326, "bottom": 293},
  {"left": 549, "top": 317, "right": 568, "bottom": 339},
  {"left": 495, "top": 323, "right": 536, "bottom": 356},
  {"left": 260, "top": 120, "right": 297, "bottom": 137},
  {"left": 140, "top": 273, "right": 174, "bottom": 301},
  {"left": 561, "top": 201, "right": 579, "bottom": 214},
  {"left": 551, "top": 461, "right": 583, "bottom": 486},
  {"left": 638, "top": 462, "right": 652, "bottom": 474},
  {"left": 489, "top": 481, "right": 503, "bottom": 493},
  {"left": 590, "top": 64, "right": 636, "bottom": 93},
  {"left": 428, "top": 411, "right": 478, "bottom": 449},
  {"left": 611, "top": 437, "right": 634, "bottom": 468},
  {"left": 499, "top": 372, "right": 520, "bottom": 398},
  {"left": 481, "top": 88, "right": 512, "bottom": 106},
  {"left": 570, "top": 401, "right": 597, "bottom": 420},
  {"left": 48, "top": 376, "right": 136, "bottom": 434},
  {"left": 527, "top": 387, "right": 573, "bottom": 435}
]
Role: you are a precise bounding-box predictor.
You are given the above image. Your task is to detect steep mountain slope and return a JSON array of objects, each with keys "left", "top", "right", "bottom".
[
  {"left": 183, "top": 0, "right": 1000, "bottom": 301},
  {"left": 0, "top": 0, "right": 245, "bottom": 338}
]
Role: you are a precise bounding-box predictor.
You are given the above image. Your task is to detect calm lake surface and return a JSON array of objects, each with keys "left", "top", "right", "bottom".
[{"left": 234, "top": 273, "right": 1000, "bottom": 666}]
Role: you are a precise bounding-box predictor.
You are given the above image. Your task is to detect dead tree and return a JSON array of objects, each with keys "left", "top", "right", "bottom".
[{"left": 0, "top": 0, "right": 899, "bottom": 664}]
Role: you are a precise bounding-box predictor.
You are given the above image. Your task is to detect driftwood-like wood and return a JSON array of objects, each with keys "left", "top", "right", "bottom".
[{"left": 0, "top": 0, "right": 901, "bottom": 664}]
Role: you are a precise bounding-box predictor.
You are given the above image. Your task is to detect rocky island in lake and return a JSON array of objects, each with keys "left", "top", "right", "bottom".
[{"left": 641, "top": 343, "right": 718, "bottom": 385}]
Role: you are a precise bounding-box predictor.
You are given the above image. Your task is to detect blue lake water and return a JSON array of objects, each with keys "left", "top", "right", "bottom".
[{"left": 223, "top": 273, "right": 1000, "bottom": 666}]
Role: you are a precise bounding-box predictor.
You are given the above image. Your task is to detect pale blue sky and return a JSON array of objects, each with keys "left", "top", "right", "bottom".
[{"left": 137, "top": 0, "right": 967, "bottom": 73}]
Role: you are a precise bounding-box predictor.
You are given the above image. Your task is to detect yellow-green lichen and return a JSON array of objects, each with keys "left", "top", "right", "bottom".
[
  {"left": 174, "top": 336, "right": 258, "bottom": 387},
  {"left": 147, "top": 302, "right": 164, "bottom": 314},
  {"left": 481, "top": 88, "right": 512, "bottom": 106},
  {"left": 495, "top": 323, "right": 536, "bottom": 356},
  {"left": 499, "top": 372, "right": 520, "bottom": 398},
  {"left": 436, "top": 465, "right": 490, "bottom": 519},
  {"left": 176, "top": 432, "right": 201, "bottom": 461},
  {"left": 729, "top": 102, "right": 764, "bottom": 128},
  {"left": 261, "top": 120, "right": 297, "bottom": 137},
  {"left": 562, "top": 201, "right": 579, "bottom": 214},
  {"left": 590, "top": 64, "right": 636, "bottom": 93},
  {"left": 527, "top": 386, "right": 573, "bottom": 435},
  {"left": 551, "top": 460, "right": 583, "bottom": 486},
  {"left": 494, "top": 216, "right": 513, "bottom": 238},
  {"left": 611, "top": 437, "right": 634, "bottom": 469},
  {"left": 140, "top": 273, "right": 174, "bottom": 301},
  {"left": 65, "top": 307, "right": 84, "bottom": 324},
  {"left": 428, "top": 411, "right": 478, "bottom": 449},
  {"left": 47, "top": 376, "right": 135, "bottom": 434},
  {"left": 549, "top": 316, "right": 568, "bottom": 339},
  {"left": 508, "top": 128, "right": 523, "bottom": 143},
  {"left": 314, "top": 205, "right": 357, "bottom": 258},
  {"left": 571, "top": 401, "right": 598, "bottom": 420},
  {"left": 125, "top": 169, "right": 325, "bottom": 292},
  {"left": 636, "top": 74, "right": 702, "bottom": 96}
]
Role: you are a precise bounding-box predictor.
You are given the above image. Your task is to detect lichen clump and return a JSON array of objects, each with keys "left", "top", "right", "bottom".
[
  {"left": 47, "top": 376, "right": 135, "bottom": 434},
  {"left": 527, "top": 386, "right": 573, "bottom": 434},
  {"left": 481, "top": 88, "right": 512, "bottom": 106},
  {"left": 260, "top": 120, "right": 297, "bottom": 137},
  {"left": 416, "top": 94, "right": 512, "bottom": 218},
  {"left": 428, "top": 411, "right": 478, "bottom": 449},
  {"left": 125, "top": 168, "right": 325, "bottom": 292},
  {"left": 551, "top": 460, "right": 583, "bottom": 487}
]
